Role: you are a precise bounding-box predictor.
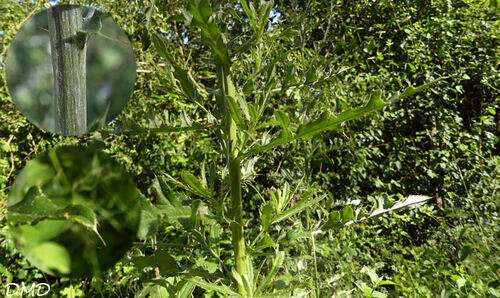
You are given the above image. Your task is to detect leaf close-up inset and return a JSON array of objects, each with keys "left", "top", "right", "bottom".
[{"left": 6, "top": 146, "right": 140, "bottom": 277}]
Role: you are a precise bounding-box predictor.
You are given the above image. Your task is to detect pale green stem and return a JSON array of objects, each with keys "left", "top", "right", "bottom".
[
  {"left": 48, "top": 5, "right": 87, "bottom": 135},
  {"left": 216, "top": 61, "right": 247, "bottom": 294}
]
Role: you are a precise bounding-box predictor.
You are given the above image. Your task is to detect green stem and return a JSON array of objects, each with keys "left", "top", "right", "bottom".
[
  {"left": 230, "top": 159, "right": 247, "bottom": 287},
  {"left": 216, "top": 60, "right": 247, "bottom": 294},
  {"left": 48, "top": 5, "right": 87, "bottom": 135}
]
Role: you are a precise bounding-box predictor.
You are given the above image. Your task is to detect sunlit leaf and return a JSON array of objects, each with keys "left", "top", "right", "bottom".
[
  {"left": 345, "top": 195, "right": 432, "bottom": 225},
  {"left": 25, "top": 241, "right": 71, "bottom": 275},
  {"left": 342, "top": 206, "right": 355, "bottom": 223},
  {"left": 11, "top": 220, "right": 68, "bottom": 247},
  {"left": 7, "top": 186, "right": 61, "bottom": 225}
]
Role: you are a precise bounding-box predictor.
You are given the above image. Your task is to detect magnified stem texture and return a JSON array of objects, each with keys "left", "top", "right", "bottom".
[{"left": 48, "top": 5, "right": 87, "bottom": 135}]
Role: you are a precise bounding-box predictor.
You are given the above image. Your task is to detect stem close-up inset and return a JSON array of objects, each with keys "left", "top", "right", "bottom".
[{"left": 48, "top": 5, "right": 87, "bottom": 135}]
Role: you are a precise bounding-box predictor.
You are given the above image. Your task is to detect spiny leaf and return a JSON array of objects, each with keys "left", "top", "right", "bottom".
[
  {"left": 253, "top": 233, "right": 274, "bottom": 251},
  {"left": 240, "top": 78, "right": 446, "bottom": 160},
  {"left": 236, "top": 95, "right": 251, "bottom": 122},
  {"left": 152, "top": 33, "right": 202, "bottom": 101},
  {"left": 296, "top": 89, "right": 386, "bottom": 140},
  {"left": 240, "top": 0, "right": 257, "bottom": 30},
  {"left": 257, "top": 1, "right": 273, "bottom": 37},
  {"left": 161, "top": 172, "right": 212, "bottom": 200}
]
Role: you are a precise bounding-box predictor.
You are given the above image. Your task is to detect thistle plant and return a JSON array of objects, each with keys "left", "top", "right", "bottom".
[{"left": 122, "top": 0, "right": 444, "bottom": 295}]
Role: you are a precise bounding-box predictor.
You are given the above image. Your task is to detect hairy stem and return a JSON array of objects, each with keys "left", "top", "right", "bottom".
[{"left": 48, "top": 5, "right": 87, "bottom": 135}]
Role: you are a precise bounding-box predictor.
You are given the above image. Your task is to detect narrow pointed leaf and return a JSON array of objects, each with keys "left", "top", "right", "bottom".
[
  {"left": 152, "top": 33, "right": 175, "bottom": 64},
  {"left": 180, "top": 172, "right": 212, "bottom": 199},
  {"left": 177, "top": 280, "right": 196, "bottom": 298},
  {"left": 245, "top": 255, "right": 255, "bottom": 296},
  {"left": 237, "top": 130, "right": 293, "bottom": 162},
  {"left": 186, "top": 0, "right": 229, "bottom": 64},
  {"left": 236, "top": 95, "right": 251, "bottom": 122},
  {"left": 257, "top": 1, "right": 273, "bottom": 37},
  {"left": 226, "top": 95, "right": 245, "bottom": 128},
  {"left": 255, "top": 250, "right": 284, "bottom": 296},
  {"left": 271, "top": 194, "right": 326, "bottom": 225},
  {"left": 173, "top": 66, "right": 198, "bottom": 101},
  {"left": 240, "top": 0, "right": 257, "bottom": 29},
  {"left": 188, "top": 277, "right": 240, "bottom": 296},
  {"left": 345, "top": 195, "right": 431, "bottom": 225},
  {"left": 253, "top": 233, "right": 274, "bottom": 251},
  {"left": 162, "top": 173, "right": 212, "bottom": 200},
  {"left": 296, "top": 78, "right": 446, "bottom": 140},
  {"left": 231, "top": 268, "right": 245, "bottom": 293},
  {"left": 396, "top": 77, "right": 447, "bottom": 102}
]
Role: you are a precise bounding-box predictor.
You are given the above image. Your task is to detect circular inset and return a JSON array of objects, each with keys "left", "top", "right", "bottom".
[
  {"left": 5, "top": 5, "right": 136, "bottom": 136},
  {"left": 7, "top": 146, "right": 140, "bottom": 277}
]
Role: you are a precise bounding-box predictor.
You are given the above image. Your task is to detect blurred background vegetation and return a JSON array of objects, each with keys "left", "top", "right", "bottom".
[
  {"left": 4, "top": 5, "right": 135, "bottom": 134},
  {"left": 0, "top": 0, "right": 498, "bottom": 296}
]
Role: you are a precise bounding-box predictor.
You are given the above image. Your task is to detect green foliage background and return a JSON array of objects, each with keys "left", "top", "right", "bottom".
[{"left": 0, "top": 0, "right": 498, "bottom": 296}]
